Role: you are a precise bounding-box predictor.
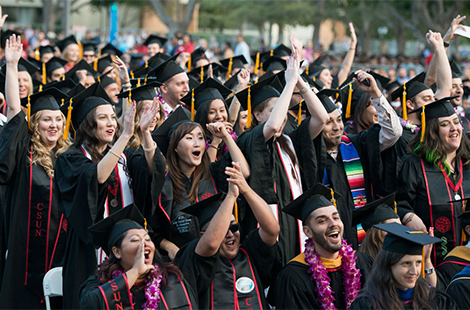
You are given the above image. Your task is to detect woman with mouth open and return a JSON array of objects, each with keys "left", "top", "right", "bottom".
[
  {"left": 54, "top": 81, "right": 166, "bottom": 309},
  {"left": 151, "top": 107, "right": 250, "bottom": 261},
  {"left": 80, "top": 204, "right": 197, "bottom": 309},
  {"left": 0, "top": 34, "right": 71, "bottom": 309}
]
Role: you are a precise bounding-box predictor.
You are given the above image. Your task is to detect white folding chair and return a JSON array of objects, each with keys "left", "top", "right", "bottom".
[{"left": 43, "top": 267, "right": 63, "bottom": 310}]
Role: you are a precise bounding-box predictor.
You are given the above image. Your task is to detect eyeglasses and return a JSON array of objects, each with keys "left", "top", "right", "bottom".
[{"left": 228, "top": 223, "right": 240, "bottom": 234}]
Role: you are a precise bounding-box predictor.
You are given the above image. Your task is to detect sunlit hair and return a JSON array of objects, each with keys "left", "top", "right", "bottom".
[
  {"left": 357, "top": 250, "right": 435, "bottom": 310},
  {"left": 127, "top": 100, "right": 164, "bottom": 150},
  {"left": 408, "top": 116, "right": 470, "bottom": 173},
  {"left": 167, "top": 121, "right": 211, "bottom": 204},
  {"left": 18, "top": 71, "right": 34, "bottom": 99},
  {"left": 62, "top": 43, "right": 79, "bottom": 63},
  {"left": 359, "top": 226, "right": 385, "bottom": 260},
  {"left": 29, "top": 110, "right": 71, "bottom": 177}
]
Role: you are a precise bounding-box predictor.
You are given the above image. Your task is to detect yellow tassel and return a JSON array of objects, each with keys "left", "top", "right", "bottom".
[
  {"left": 234, "top": 201, "right": 239, "bottom": 223},
  {"left": 346, "top": 83, "right": 353, "bottom": 119},
  {"left": 254, "top": 52, "right": 260, "bottom": 75},
  {"left": 270, "top": 49, "right": 273, "bottom": 57},
  {"left": 42, "top": 63, "right": 46, "bottom": 85},
  {"left": 330, "top": 188, "right": 337, "bottom": 208},
  {"left": 93, "top": 58, "right": 98, "bottom": 71},
  {"left": 39, "top": 85, "right": 43, "bottom": 92},
  {"left": 98, "top": 49, "right": 101, "bottom": 58},
  {"left": 60, "top": 98, "right": 64, "bottom": 107},
  {"left": 402, "top": 83, "right": 407, "bottom": 121},
  {"left": 61, "top": 74, "right": 65, "bottom": 81},
  {"left": 420, "top": 104, "right": 425, "bottom": 143},
  {"left": 226, "top": 57, "right": 233, "bottom": 80},
  {"left": 191, "top": 89, "right": 195, "bottom": 121},
  {"left": 130, "top": 71, "right": 134, "bottom": 79},
  {"left": 463, "top": 201, "right": 467, "bottom": 243},
  {"left": 306, "top": 66, "right": 309, "bottom": 76},
  {"left": 35, "top": 48, "right": 40, "bottom": 61},
  {"left": 260, "top": 63, "right": 264, "bottom": 76},
  {"left": 97, "top": 76, "right": 101, "bottom": 83},
  {"left": 144, "top": 74, "right": 148, "bottom": 84},
  {"left": 63, "top": 99, "right": 73, "bottom": 140},
  {"left": 254, "top": 77, "right": 259, "bottom": 84},
  {"left": 247, "top": 86, "right": 252, "bottom": 128},
  {"left": 297, "top": 101, "right": 302, "bottom": 126},
  {"left": 128, "top": 89, "right": 132, "bottom": 106},
  {"left": 144, "top": 218, "right": 148, "bottom": 232},
  {"left": 394, "top": 201, "right": 397, "bottom": 214},
  {"left": 312, "top": 76, "right": 316, "bottom": 82},
  {"left": 200, "top": 66, "right": 204, "bottom": 84},
  {"left": 145, "top": 60, "right": 148, "bottom": 68},
  {"left": 137, "top": 78, "right": 141, "bottom": 88},
  {"left": 27, "top": 96, "right": 31, "bottom": 131},
  {"left": 78, "top": 41, "right": 83, "bottom": 59},
  {"left": 421, "top": 247, "right": 425, "bottom": 278},
  {"left": 187, "top": 56, "right": 192, "bottom": 72}
]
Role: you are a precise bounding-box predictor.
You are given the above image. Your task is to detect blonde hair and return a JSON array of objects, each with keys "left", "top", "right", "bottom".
[
  {"left": 29, "top": 110, "right": 71, "bottom": 177},
  {"left": 62, "top": 43, "right": 79, "bottom": 63},
  {"left": 127, "top": 100, "right": 164, "bottom": 150}
]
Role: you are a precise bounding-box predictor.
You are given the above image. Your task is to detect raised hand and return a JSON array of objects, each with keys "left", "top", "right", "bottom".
[
  {"left": 0, "top": 6, "right": 8, "bottom": 29},
  {"left": 206, "top": 121, "right": 229, "bottom": 139},
  {"left": 122, "top": 100, "right": 136, "bottom": 138},
  {"left": 284, "top": 45, "right": 300, "bottom": 86},
  {"left": 289, "top": 34, "right": 303, "bottom": 55},
  {"left": 353, "top": 69, "right": 381, "bottom": 99},
  {"left": 426, "top": 30, "right": 444, "bottom": 50},
  {"left": 140, "top": 98, "right": 158, "bottom": 133},
  {"left": 349, "top": 22, "right": 357, "bottom": 47},
  {"left": 5, "top": 34, "right": 22, "bottom": 64},
  {"left": 237, "top": 68, "right": 250, "bottom": 86},
  {"left": 131, "top": 239, "right": 156, "bottom": 276},
  {"left": 112, "top": 55, "right": 130, "bottom": 84},
  {"left": 225, "top": 161, "right": 249, "bottom": 195},
  {"left": 444, "top": 15, "right": 466, "bottom": 43}
]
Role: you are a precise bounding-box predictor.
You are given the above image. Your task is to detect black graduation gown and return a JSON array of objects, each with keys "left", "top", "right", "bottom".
[
  {"left": 395, "top": 128, "right": 416, "bottom": 173},
  {"left": 436, "top": 245, "right": 470, "bottom": 289},
  {"left": 0, "top": 111, "right": 67, "bottom": 309},
  {"left": 274, "top": 251, "right": 373, "bottom": 310},
  {"left": 79, "top": 273, "right": 198, "bottom": 310},
  {"left": 236, "top": 119, "right": 319, "bottom": 265},
  {"left": 396, "top": 154, "right": 470, "bottom": 265},
  {"left": 282, "top": 113, "right": 298, "bottom": 135},
  {"left": 350, "top": 288, "right": 457, "bottom": 310},
  {"left": 55, "top": 145, "right": 165, "bottom": 310},
  {"left": 175, "top": 229, "right": 279, "bottom": 310},
  {"left": 445, "top": 264, "right": 470, "bottom": 310}
]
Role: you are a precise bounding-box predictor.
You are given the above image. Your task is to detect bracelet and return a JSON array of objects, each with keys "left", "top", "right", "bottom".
[
  {"left": 403, "top": 213, "right": 415, "bottom": 225},
  {"left": 425, "top": 267, "right": 435, "bottom": 275},
  {"left": 108, "top": 149, "right": 121, "bottom": 159},
  {"left": 298, "top": 87, "right": 309, "bottom": 95},
  {"left": 143, "top": 141, "right": 157, "bottom": 152},
  {"left": 209, "top": 144, "right": 220, "bottom": 150},
  {"left": 349, "top": 47, "right": 356, "bottom": 50},
  {"left": 444, "top": 42, "right": 450, "bottom": 48}
]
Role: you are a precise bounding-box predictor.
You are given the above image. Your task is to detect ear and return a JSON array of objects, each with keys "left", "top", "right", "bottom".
[
  {"left": 465, "top": 225, "right": 470, "bottom": 237},
  {"left": 303, "top": 225, "right": 313, "bottom": 239},
  {"left": 160, "top": 83, "right": 168, "bottom": 95},
  {"left": 406, "top": 99, "right": 415, "bottom": 111},
  {"left": 253, "top": 110, "right": 261, "bottom": 122},
  {"left": 112, "top": 246, "right": 122, "bottom": 259}
]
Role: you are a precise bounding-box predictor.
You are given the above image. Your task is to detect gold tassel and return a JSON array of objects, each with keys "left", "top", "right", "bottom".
[
  {"left": 128, "top": 88, "right": 132, "bottom": 106},
  {"left": 463, "top": 201, "right": 467, "bottom": 243},
  {"left": 226, "top": 57, "right": 233, "bottom": 80},
  {"left": 35, "top": 48, "right": 40, "bottom": 61},
  {"left": 42, "top": 63, "right": 46, "bottom": 85},
  {"left": 97, "top": 76, "right": 101, "bottom": 83},
  {"left": 61, "top": 74, "right": 65, "bottom": 81},
  {"left": 312, "top": 76, "right": 316, "bottom": 81},
  {"left": 187, "top": 56, "right": 192, "bottom": 72},
  {"left": 247, "top": 86, "right": 252, "bottom": 128},
  {"left": 39, "top": 85, "right": 43, "bottom": 92},
  {"left": 78, "top": 41, "right": 83, "bottom": 59},
  {"left": 137, "top": 78, "right": 141, "bottom": 88},
  {"left": 420, "top": 104, "right": 425, "bottom": 143},
  {"left": 297, "top": 101, "right": 302, "bottom": 126},
  {"left": 144, "top": 218, "right": 148, "bottom": 232},
  {"left": 306, "top": 66, "right": 309, "bottom": 76},
  {"left": 63, "top": 99, "right": 73, "bottom": 140},
  {"left": 394, "top": 201, "right": 397, "bottom": 214},
  {"left": 93, "top": 58, "right": 98, "bottom": 71},
  {"left": 98, "top": 49, "right": 101, "bottom": 58},
  {"left": 200, "top": 66, "right": 204, "bottom": 83},
  {"left": 234, "top": 201, "right": 239, "bottom": 223},
  {"left": 191, "top": 89, "right": 195, "bottom": 121},
  {"left": 254, "top": 52, "right": 260, "bottom": 75},
  {"left": 402, "top": 83, "right": 408, "bottom": 121},
  {"left": 330, "top": 188, "right": 337, "bottom": 208},
  {"left": 27, "top": 95, "right": 31, "bottom": 131},
  {"left": 260, "top": 63, "right": 264, "bottom": 76},
  {"left": 144, "top": 74, "right": 148, "bottom": 84},
  {"left": 145, "top": 60, "right": 148, "bottom": 68},
  {"left": 421, "top": 247, "right": 425, "bottom": 278},
  {"left": 130, "top": 71, "right": 134, "bottom": 79},
  {"left": 346, "top": 83, "right": 353, "bottom": 119},
  {"left": 270, "top": 49, "right": 273, "bottom": 57}
]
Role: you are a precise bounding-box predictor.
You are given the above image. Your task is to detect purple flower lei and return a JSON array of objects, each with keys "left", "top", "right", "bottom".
[
  {"left": 304, "top": 238, "right": 361, "bottom": 310},
  {"left": 112, "top": 264, "right": 163, "bottom": 310},
  {"left": 400, "top": 118, "right": 420, "bottom": 134}
]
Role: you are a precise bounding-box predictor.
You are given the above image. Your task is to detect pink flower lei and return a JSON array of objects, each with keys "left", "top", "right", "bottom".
[
  {"left": 304, "top": 238, "right": 361, "bottom": 310},
  {"left": 112, "top": 264, "right": 163, "bottom": 310}
]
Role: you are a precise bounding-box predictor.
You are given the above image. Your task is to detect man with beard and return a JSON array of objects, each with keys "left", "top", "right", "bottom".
[{"left": 274, "top": 183, "right": 373, "bottom": 309}]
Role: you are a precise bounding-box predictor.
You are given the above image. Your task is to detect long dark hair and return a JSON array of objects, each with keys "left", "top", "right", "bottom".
[
  {"left": 358, "top": 250, "right": 435, "bottom": 310},
  {"left": 167, "top": 121, "right": 212, "bottom": 204},
  {"left": 408, "top": 116, "right": 470, "bottom": 172},
  {"left": 97, "top": 230, "right": 182, "bottom": 287},
  {"left": 359, "top": 226, "right": 384, "bottom": 260},
  {"left": 351, "top": 92, "right": 373, "bottom": 134}
]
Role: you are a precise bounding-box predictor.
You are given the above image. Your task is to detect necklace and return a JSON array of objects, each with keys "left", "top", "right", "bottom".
[{"left": 304, "top": 238, "right": 361, "bottom": 310}]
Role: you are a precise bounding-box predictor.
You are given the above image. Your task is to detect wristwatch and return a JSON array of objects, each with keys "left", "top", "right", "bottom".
[
  {"left": 444, "top": 42, "right": 450, "bottom": 48},
  {"left": 425, "top": 267, "right": 435, "bottom": 275}
]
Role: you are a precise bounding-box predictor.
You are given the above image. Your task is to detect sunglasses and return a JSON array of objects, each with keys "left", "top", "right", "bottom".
[{"left": 228, "top": 223, "right": 240, "bottom": 233}]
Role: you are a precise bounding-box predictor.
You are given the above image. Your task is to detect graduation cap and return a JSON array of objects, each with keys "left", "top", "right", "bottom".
[
  {"left": 301, "top": 72, "right": 324, "bottom": 90},
  {"left": 305, "top": 57, "right": 326, "bottom": 78},
  {"left": 180, "top": 77, "right": 232, "bottom": 120},
  {"left": 148, "top": 59, "right": 185, "bottom": 84},
  {"left": 0, "top": 29, "right": 21, "bottom": 49},
  {"left": 352, "top": 193, "right": 398, "bottom": 232},
  {"left": 450, "top": 60, "right": 462, "bottom": 79},
  {"left": 409, "top": 95, "right": 458, "bottom": 142},
  {"left": 11, "top": 58, "right": 41, "bottom": 76},
  {"left": 100, "top": 75, "right": 117, "bottom": 88},
  {"left": 189, "top": 48, "right": 208, "bottom": 69},
  {"left": 384, "top": 81, "right": 400, "bottom": 92},
  {"left": 317, "top": 89, "right": 340, "bottom": 113},
  {"left": 282, "top": 183, "right": 342, "bottom": 223},
  {"left": 151, "top": 106, "right": 190, "bottom": 156},
  {"left": 339, "top": 85, "right": 366, "bottom": 121},
  {"left": 262, "top": 56, "right": 287, "bottom": 73},
  {"left": 290, "top": 100, "right": 310, "bottom": 126},
  {"left": 391, "top": 72, "right": 429, "bottom": 121},
  {"left": 367, "top": 70, "right": 391, "bottom": 90},
  {"left": 224, "top": 71, "right": 240, "bottom": 90},
  {"left": 100, "top": 43, "right": 123, "bottom": 57},
  {"left": 219, "top": 55, "right": 248, "bottom": 79},
  {"left": 270, "top": 44, "right": 291, "bottom": 58},
  {"left": 43, "top": 78, "right": 77, "bottom": 94},
  {"left": 188, "top": 63, "right": 226, "bottom": 84},
  {"left": 129, "top": 53, "right": 146, "bottom": 69},
  {"left": 20, "top": 87, "right": 68, "bottom": 129},
  {"left": 81, "top": 41, "right": 97, "bottom": 53},
  {"left": 96, "top": 55, "right": 113, "bottom": 73},
  {"left": 65, "top": 82, "right": 86, "bottom": 99},
  {"left": 251, "top": 51, "right": 271, "bottom": 75},
  {"left": 181, "top": 192, "right": 227, "bottom": 229},
  {"left": 56, "top": 35, "right": 78, "bottom": 52},
  {"left": 143, "top": 34, "right": 167, "bottom": 48},
  {"left": 132, "top": 53, "right": 177, "bottom": 78},
  {"left": 235, "top": 74, "right": 283, "bottom": 128},
  {"left": 117, "top": 81, "right": 160, "bottom": 103},
  {"left": 39, "top": 45, "right": 56, "bottom": 56},
  {"left": 188, "top": 75, "right": 201, "bottom": 90},
  {"left": 64, "top": 59, "right": 98, "bottom": 80},
  {"left": 88, "top": 204, "right": 151, "bottom": 256},
  {"left": 375, "top": 222, "right": 441, "bottom": 276},
  {"left": 45, "top": 57, "right": 68, "bottom": 77}
]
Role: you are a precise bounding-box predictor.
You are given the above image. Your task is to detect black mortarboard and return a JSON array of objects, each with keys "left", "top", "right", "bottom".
[
  {"left": 391, "top": 72, "right": 429, "bottom": 120},
  {"left": 235, "top": 74, "right": 283, "bottom": 112},
  {"left": 100, "top": 75, "right": 117, "bottom": 88},
  {"left": 306, "top": 57, "right": 326, "bottom": 78},
  {"left": 317, "top": 89, "right": 340, "bottom": 113},
  {"left": 181, "top": 192, "right": 227, "bottom": 229},
  {"left": 88, "top": 204, "right": 151, "bottom": 256},
  {"left": 450, "top": 60, "right": 462, "bottom": 79},
  {"left": 20, "top": 87, "right": 68, "bottom": 114},
  {"left": 262, "top": 56, "right": 287, "bottom": 72},
  {"left": 408, "top": 96, "right": 458, "bottom": 120},
  {"left": 97, "top": 55, "right": 113, "bottom": 73},
  {"left": 65, "top": 82, "right": 86, "bottom": 98},
  {"left": 1, "top": 29, "right": 21, "bottom": 49},
  {"left": 100, "top": 43, "right": 123, "bottom": 57},
  {"left": 56, "top": 35, "right": 78, "bottom": 52},
  {"left": 190, "top": 48, "right": 208, "bottom": 66},
  {"left": 43, "top": 78, "right": 77, "bottom": 94},
  {"left": 282, "top": 183, "right": 342, "bottom": 223},
  {"left": 367, "top": 70, "right": 391, "bottom": 90},
  {"left": 117, "top": 81, "right": 161, "bottom": 102},
  {"left": 301, "top": 72, "right": 324, "bottom": 90},
  {"left": 45, "top": 57, "right": 68, "bottom": 77},
  {"left": 133, "top": 53, "right": 177, "bottom": 78},
  {"left": 188, "top": 75, "right": 200, "bottom": 90},
  {"left": 219, "top": 55, "right": 248, "bottom": 73},
  {"left": 384, "top": 81, "right": 400, "bottom": 92},
  {"left": 188, "top": 63, "right": 226, "bottom": 84},
  {"left": 64, "top": 59, "right": 98, "bottom": 79},
  {"left": 39, "top": 45, "right": 56, "bottom": 56},
  {"left": 143, "top": 34, "right": 167, "bottom": 47},
  {"left": 224, "top": 71, "right": 240, "bottom": 90},
  {"left": 151, "top": 107, "right": 190, "bottom": 156},
  {"left": 5, "top": 58, "right": 41, "bottom": 76},
  {"left": 352, "top": 193, "right": 398, "bottom": 231},
  {"left": 81, "top": 41, "right": 97, "bottom": 53},
  {"left": 129, "top": 53, "right": 146, "bottom": 67},
  {"left": 458, "top": 210, "right": 470, "bottom": 220},
  {"left": 181, "top": 77, "right": 232, "bottom": 111},
  {"left": 376, "top": 222, "right": 441, "bottom": 256},
  {"left": 271, "top": 44, "right": 291, "bottom": 57},
  {"left": 148, "top": 59, "right": 185, "bottom": 84},
  {"left": 340, "top": 83, "right": 365, "bottom": 120}
]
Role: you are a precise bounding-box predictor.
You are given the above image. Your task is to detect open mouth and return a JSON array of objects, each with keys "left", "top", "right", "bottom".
[
  {"left": 144, "top": 249, "right": 151, "bottom": 261},
  {"left": 106, "top": 129, "right": 114, "bottom": 135},
  {"left": 450, "top": 133, "right": 459, "bottom": 139},
  {"left": 326, "top": 230, "right": 340, "bottom": 241},
  {"left": 192, "top": 150, "right": 201, "bottom": 157}
]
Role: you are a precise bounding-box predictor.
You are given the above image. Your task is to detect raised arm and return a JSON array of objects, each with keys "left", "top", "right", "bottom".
[
  {"left": 5, "top": 34, "right": 23, "bottom": 122},
  {"left": 228, "top": 69, "right": 250, "bottom": 125},
  {"left": 114, "top": 56, "right": 131, "bottom": 116},
  {"left": 263, "top": 49, "right": 299, "bottom": 141},
  {"left": 426, "top": 31, "right": 452, "bottom": 99},
  {"left": 139, "top": 97, "right": 159, "bottom": 172},
  {"left": 336, "top": 23, "right": 357, "bottom": 87}
]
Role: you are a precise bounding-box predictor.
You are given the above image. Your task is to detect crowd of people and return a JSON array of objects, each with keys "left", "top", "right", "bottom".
[{"left": 2, "top": 4, "right": 470, "bottom": 309}]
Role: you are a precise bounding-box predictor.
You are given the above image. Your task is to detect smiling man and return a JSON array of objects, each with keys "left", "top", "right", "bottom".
[{"left": 274, "top": 183, "right": 373, "bottom": 310}]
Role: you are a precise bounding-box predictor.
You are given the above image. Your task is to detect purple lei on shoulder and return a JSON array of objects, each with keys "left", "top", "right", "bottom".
[
  {"left": 304, "top": 238, "right": 361, "bottom": 310},
  {"left": 400, "top": 118, "right": 420, "bottom": 134},
  {"left": 112, "top": 264, "right": 163, "bottom": 310}
]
